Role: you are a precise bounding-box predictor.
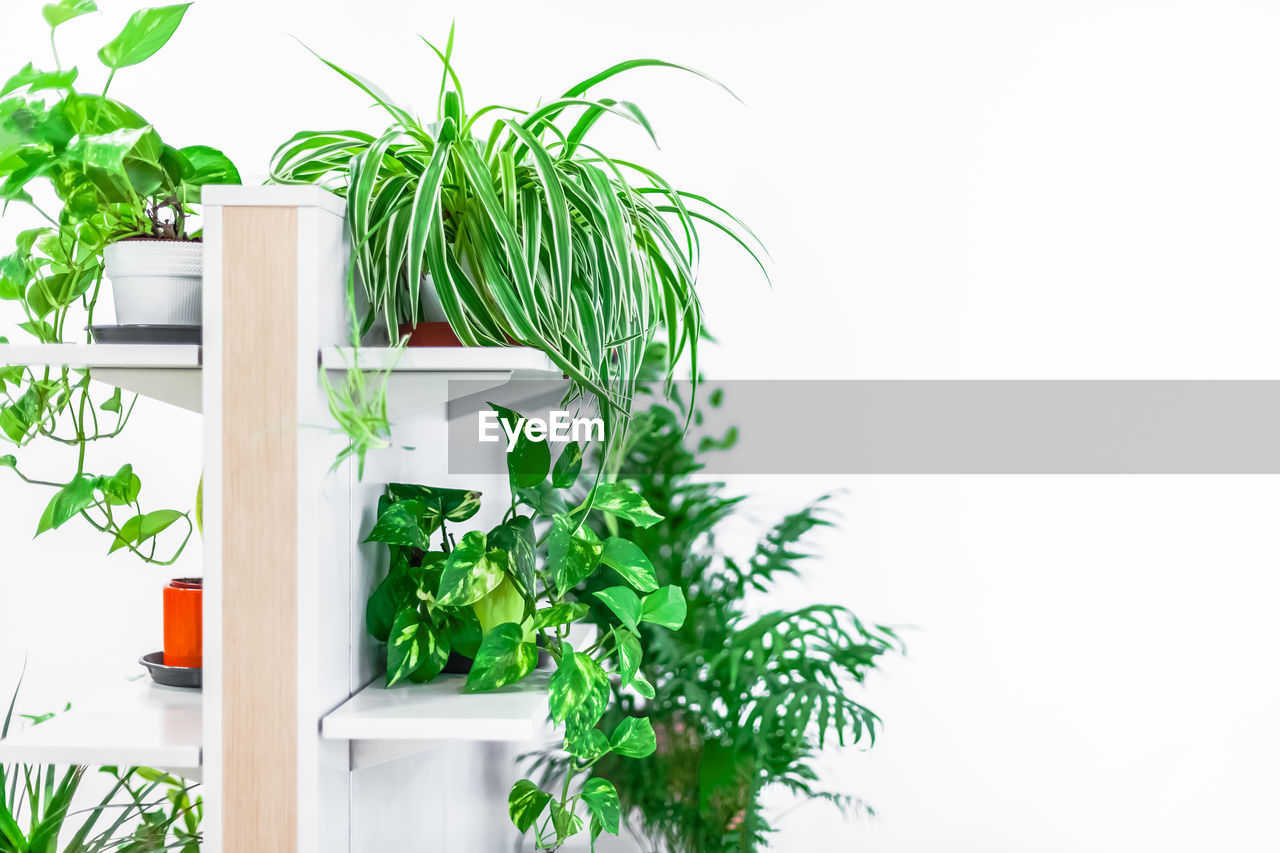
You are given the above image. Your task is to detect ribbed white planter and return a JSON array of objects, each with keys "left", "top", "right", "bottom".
[{"left": 104, "top": 240, "right": 203, "bottom": 326}]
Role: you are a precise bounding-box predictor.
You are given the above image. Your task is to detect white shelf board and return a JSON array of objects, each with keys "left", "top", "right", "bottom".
[
  {"left": 0, "top": 343, "right": 564, "bottom": 418},
  {"left": 204, "top": 184, "right": 345, "bottom": 216},
  {"left": 322, "top": 673, "right": 549, "bottom": 770},
  {"left": 0, "top": 343, "right": 201, "bottom": 369},
  {"left": 321, "top": 345, "right": 556, "bottom": 374},
  {"left": 0, "top": 343, "right": 203, "bottom": 413},
  {"left": 0, "top": 678, "right": 202, "bottom": 777},
  {"left": 322, "top": 346, "right": 562, "bottom": 417}
]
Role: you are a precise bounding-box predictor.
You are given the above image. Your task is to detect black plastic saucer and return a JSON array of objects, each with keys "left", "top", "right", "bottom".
[
  {"left": 89, "top": 325, "right": 202, "bottom": 345},
  {"left": 139, "top": 651, "right": 202, "bottom": 689}
]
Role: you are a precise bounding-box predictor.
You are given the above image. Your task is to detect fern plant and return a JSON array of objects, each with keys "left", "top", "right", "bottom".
[
  {"left": 270, "top": 29, "right": 767, "bottom": 465},
  {"left": 531, "top": 365, "right": 901, "bottom": 852}
]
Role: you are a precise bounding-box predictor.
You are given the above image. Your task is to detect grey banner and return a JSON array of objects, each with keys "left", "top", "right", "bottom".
[{"left": 446, "top": 380, "right": 1280, "bottom": 475}]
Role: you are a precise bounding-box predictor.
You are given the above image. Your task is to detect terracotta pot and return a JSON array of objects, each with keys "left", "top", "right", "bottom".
[
  {"left": 397, "top": 321, "right": 466, "bottom": 347},
  {"left": 163, "top": 577, "right": 202, "bottom": 669},
  {"left": 396, "top": 322, "right": 525, "bottom": 348}
]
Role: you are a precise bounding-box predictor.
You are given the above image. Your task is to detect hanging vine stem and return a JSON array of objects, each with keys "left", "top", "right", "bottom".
[{"left": 0, "top": 1, "right": 240, "bottom": 566}]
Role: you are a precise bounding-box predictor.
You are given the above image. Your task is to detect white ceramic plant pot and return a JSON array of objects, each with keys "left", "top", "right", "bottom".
[{"left": 104, "top": 240, "right": 203, "bottom": 326}]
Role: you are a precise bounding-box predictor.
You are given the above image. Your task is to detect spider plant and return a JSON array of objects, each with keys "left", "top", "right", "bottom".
[{"left": 270, "top": 29, "right": 768, "bottom": 463}]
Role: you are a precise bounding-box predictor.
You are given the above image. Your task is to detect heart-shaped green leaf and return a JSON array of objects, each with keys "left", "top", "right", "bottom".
[
  {"left": 631, "top": 671, "right": 655, "bottom": 700},
  {"left": 364, "top": 499, "right": 433, "bottom": 550},
  {"left": 549, "top": 800, "right": 583, "bottom": 841},
  {"left": 599, "top": 537, "right": 657, "bottom": 593},
  {"left": 465, "top": 623, "right": 536, "bottom": 692},
  {"left": 36, "top": 475, "right": 96, "bottom": 535},
  {"left": 508, "top": 780, "right": 551, "bottom": 834},
  {"left": 97, "top": 3, "right": 191, "bottom": 70},
  {"left": 472, "top": 575, "right": 528, "bottom": 637},
  {"left": 108, "top": 508, "right": 185, "bottom": 553},
  {"left": 565, "top": 726, "right": 610, "bottom": 762},
  {"left": 593, "top": 586, "right": 641, "bottom": 634},
  {"left": 489, "top": 515, "right": 535, "bottom": 597},
  {"left": 437, "top": 531, "right": 506, "bottom": 606},
  {"left": 548, "top": 644, "right": 609, "bottom": 732},
  {"left": 533, "top": 601, "right": 588, "bottom": 631},
  {"left": 388, "top": 483, "right": 483, "bottom": 522},
  {"left": 609, "top": 716, "right": 657, "bottom": 758},
  {"left": 492, "top": 404, "right": 551, "bottom": 488},
  {"left": 99, "top": 463, "right": 140, "bottom": 506},
  {"left": 551, "top": 440, "right": 583, "bottom": 489},
  {"left": 67, "top": 126, "right": 157, "bottom": 170},
  {"left": 366, "top": 563, "right": 415, "bottom": 643},
  {"left": 586, "top": 482, "right": 663, "bottom": 528},
  {"left": 549, "top": 515, "right": 602, "bottom": 594},
  {"left": 176, "top": 144, "right": 241, "bottom": 203},
  {"left": 386, "top": 608, "right": 449, "bottom": 687},
  {"left": 99, "top": 387, "right": 122, "bottom": 413},
  {"left": 615, "top": 628, "right": 641, "bottom": 688},
  {"left": 1, "top": 64, "right": 79, "bottom": 98},
  {"left": 581, "top": 778, "right": 620, "bottom": 836},
  {"left": 641, "top": 585, "right": 687, "bottom": 630},
  {"left": 43, "top": 0, "right": 97, "bottom": 30}
]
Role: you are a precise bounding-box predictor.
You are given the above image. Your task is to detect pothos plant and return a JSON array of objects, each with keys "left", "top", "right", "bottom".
[
  {"left": 271, "top": 29, "right": 768, "bottom": 472},
  {"left": 364, "top": 405, "right": 686, "bottom": 851},
  {"left": 0, "top": 1, "right": 240, "bottom": 563},
  {"left": 530, "top": 370, "right": 902, "bottom": 852}
]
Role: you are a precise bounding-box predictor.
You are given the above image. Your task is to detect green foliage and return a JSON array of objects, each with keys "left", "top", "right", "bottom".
[
  {"left": 508, "top": 780, "right": 551, "bottom": 834},
  {"left": 1, "top": 674, "right": 202, "bottom": 852},
  {"left": 0, "top": 2, "right": 239, "bottom": 564},
  {"left": 465, "top": 622, "right": 536, "bottom": 692},
  {"left": 528, "top": 370, "right": 902, "bottom": 852},
  {"left": 97, "top": 4, "right": 191, "bottom": 72},
  {"left": 271, "top": 28, "right": 768, "bottom": 470},
  {"left": 362, "top": 404, "right": 674, "bottom": 851},
  {"left": 318, "top": 344, "right": 393, "bottom": 480}
]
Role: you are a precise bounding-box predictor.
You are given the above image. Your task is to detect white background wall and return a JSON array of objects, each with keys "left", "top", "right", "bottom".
[{"left": 3, "top": 1, "right": 1280, "bottom": 851}]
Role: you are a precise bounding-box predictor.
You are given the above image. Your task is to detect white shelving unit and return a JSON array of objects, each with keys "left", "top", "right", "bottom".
[
  {"left": 0, "top": 679, "right": 202, "bottom": 777},
  {"left": 0, "top": 343, "right": 202, "bottom": 412},
  {"left": 321, "top": 345, "right": 556, "bottom": 373},
  {"left": 0, "top": 187, "right": 562, "bottom": 852},
  {"left": 0, "top": 342, "right": 559, "bottom": 418},
  {"left": 321, "top": 345, "right": 560, "bottom": 415},
  {"left": 0, "top": 343, "right": 201, "bottom": 368},
  {"left": 322, "top": 673, "right": 550, "bottom": 770}
]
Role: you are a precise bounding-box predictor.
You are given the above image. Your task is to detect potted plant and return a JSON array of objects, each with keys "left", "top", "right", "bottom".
[
  {"left": 271, "top": 30, "right": 768, "bottom": 467},
  {"left": 163, "top": 576, "right": 202, "bottom": 669},
  {"left": 0, "top": 1, "right": 238, "bottom": 563},
  {"left": 363, "top": 405, "right": 685, "bottom": 850},
  {"left": 530, "top": 364, "right": 903, "bottom": 851}
]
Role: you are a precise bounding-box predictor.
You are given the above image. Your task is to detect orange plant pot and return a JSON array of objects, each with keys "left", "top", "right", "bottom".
[{"left": 163, "top": 578, "right": 202, "bottom": 669}]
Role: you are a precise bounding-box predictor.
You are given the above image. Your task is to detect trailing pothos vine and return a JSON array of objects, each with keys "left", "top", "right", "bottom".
[
  {"left": 365, "top": 406, "right": 683, "bottom": 850},
  {"left": 525, "top": 351, "right": 903, "bottom": 852},
  {"left": 0, "top": 2, "right": 239, "bottom": 562}
]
